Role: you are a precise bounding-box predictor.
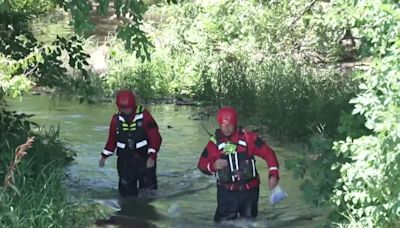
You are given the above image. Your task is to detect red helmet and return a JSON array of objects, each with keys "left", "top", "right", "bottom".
[
  {"left": 116, "top": 90, "right": 136, "bottom": 110},
  {"left": 217, "top": 106, "right": 238, "bottom": 126}
]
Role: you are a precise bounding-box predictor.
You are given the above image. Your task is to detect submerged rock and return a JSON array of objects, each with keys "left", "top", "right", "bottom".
[{"left": 167, "top": 202, "right": 181, "bottom": 218}]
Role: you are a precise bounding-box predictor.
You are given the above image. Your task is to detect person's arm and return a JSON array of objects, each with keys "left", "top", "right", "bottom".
[
  {"left": 142, "top": 109, "right": 162, "bottom": 160},
  {"left": 245, "top": 131, "right": 280, "bottom": 187},
  {"left": 101, "top": 115, "right": 117, "bottom": 158},
  {"left": 198, "top": 139, "right": 221, "bottom": 175},
  {"left": 99, "top": 115, "right": 117, "bottom": 167}
]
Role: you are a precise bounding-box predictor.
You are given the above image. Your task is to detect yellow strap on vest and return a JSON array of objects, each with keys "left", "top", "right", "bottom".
[
  {"left": 210, "top": 136, "right": 217, "bottom": 144},
  {"left": 136, "top": 105, "right": 143, "bottom": 114},
  {"left": 120, "top": 107, "right": 142, "bottom": 131}
]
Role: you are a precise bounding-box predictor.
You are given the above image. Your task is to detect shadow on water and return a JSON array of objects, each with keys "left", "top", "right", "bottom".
[{"left": 96, "top": 197, "right": 162, "bottom": 228}]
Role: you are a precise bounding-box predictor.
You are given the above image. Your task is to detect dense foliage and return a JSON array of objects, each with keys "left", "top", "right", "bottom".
[
  {"left": 286, "top": 1, "right": 400, "bottom": 226},
  {"left": 103, "top": 0, "right": 357, "bottom": 140}
]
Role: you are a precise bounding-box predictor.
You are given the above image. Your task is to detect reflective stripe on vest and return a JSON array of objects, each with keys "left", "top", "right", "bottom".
[
  {"left": 218, "top": 142, "right": 226, "bottom": 150},
  {"left": 122, "top": 122, "right": 136, "bottom": 131},
  {"left": 136, "top": 140, "right": 148, "bottom": 149},
  {"left": 118, "top": 140, "right": 148, "bottom": 149},
  {"left": 133, "top": 113, "right": 143, "bottom": 122},
  {"left": 117, "top": 142, "right": 126, "bottom": 149},
  {"left": 252, "top": 159, "right": 256, "bottom": 177},
  {"left": 238, "top": 140, "right": 247, "bottom": 147}
]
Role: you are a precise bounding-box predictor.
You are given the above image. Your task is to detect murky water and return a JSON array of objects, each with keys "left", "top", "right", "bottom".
[{"left": 9, "top": 95, "right": 327, "bottom": 227}]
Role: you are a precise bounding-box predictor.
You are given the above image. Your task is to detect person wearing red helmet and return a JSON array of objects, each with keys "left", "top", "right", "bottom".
[
  {"left": 99, "top": 89, "right": 162, "bottom": 197},
  {"left": 198, "top": 106, "right": 280, "bottom": 222}
]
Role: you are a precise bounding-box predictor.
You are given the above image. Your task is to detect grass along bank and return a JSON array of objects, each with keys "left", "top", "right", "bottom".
[{"left": 0, "top": 102, "right": 107, "bottom": 227}]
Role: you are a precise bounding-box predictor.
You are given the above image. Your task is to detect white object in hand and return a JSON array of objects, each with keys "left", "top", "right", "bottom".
[{"left": 269, "top": 185, "right": 287, "bottom": 205}]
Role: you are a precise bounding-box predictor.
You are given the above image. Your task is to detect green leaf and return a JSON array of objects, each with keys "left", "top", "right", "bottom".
[{"left": 8, "top": 183, "right": 21, "bottom": 196}]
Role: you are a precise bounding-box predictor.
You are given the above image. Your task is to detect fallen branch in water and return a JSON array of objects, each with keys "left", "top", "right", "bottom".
[{"left": 3, "top": 137, "right": 35, "bottom": 191}]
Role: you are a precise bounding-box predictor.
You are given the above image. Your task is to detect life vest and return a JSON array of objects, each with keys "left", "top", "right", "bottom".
[
  {"left": 115, "top": 106, "right": 148, "bottom": 160},
  {"left": 210, "top": 129, "right": 258, "bottom": 184}
]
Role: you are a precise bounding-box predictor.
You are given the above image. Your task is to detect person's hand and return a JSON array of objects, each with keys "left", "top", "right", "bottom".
[
  {"left": 99, "top": 156, "right": 106, "bottom": 168},
  {"left": 214, "top": 159, "right": 228, "bottom": 170},
  {"left": 268, "top": 176, "right": 278, "bottom": 189},
  {"left": 146, "top": 157, "right": 156, "bottom": 168}
]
